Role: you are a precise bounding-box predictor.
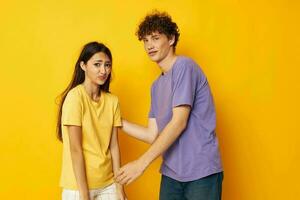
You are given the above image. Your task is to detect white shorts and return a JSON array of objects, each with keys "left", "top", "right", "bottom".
[{"left": 62, "top": 183, "right": 119, "bottom": 200}]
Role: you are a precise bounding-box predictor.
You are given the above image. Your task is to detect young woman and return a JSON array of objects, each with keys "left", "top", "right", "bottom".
[{"left": 57, "top": 42, "right": 126, "bottom": 200}]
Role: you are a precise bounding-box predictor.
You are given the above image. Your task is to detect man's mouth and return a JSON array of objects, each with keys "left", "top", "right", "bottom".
[{"left": 148, "top": 51, "right": 157, "bottom": 56}]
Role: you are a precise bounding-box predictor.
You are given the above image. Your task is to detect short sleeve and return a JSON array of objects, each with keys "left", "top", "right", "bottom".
[
  {"left": 172, "top": 64, "right": 197, "bottom": 108},
  {"left": 113, "top": 98, "right": 122, "bottom": 127},
  {"left": 62, "top": 90, "right": 82, "bottom": 126},
  {"left": 148, "top": 84, "right": 156, "bottom": 118}
]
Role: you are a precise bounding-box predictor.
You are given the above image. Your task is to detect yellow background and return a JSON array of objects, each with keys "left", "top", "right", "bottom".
[{"left": 0, "top": 0, "right": 299, "bottom": 199}]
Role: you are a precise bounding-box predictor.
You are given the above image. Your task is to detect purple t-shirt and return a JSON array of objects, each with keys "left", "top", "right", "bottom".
[{"left": 149, "top": 56, "right": 223, "bottom": 181}]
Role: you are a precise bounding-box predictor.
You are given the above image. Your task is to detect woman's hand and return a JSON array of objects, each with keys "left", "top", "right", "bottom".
[
  {"left": 80, "top": 192, "right": 90, "bottom": 200},
  {"left": 116, "top": 183, "right": 127, "bottom": 200}
]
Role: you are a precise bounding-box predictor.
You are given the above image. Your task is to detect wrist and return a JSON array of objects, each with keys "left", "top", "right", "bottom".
[
  {"left": 80, "top": 195, "right": 90, "bottom": 200},
  {"left": 137, "top": 155, "right": 150, "bottom": 170},
  {"left": 80, "top": 191, "right": 89, "bottom": 200},
  {"left": 116, "top": 182, "right": 123, "bottom": 189}
]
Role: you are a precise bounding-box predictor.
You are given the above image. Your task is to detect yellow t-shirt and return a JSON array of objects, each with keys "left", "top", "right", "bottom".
[{"left": 60, "top": 84, "right": 122, "bottom": 189}]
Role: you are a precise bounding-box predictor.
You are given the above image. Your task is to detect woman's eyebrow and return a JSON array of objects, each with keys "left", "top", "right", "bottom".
[{"left": 93, "top": 59, "right": 103, "bottom": 62}]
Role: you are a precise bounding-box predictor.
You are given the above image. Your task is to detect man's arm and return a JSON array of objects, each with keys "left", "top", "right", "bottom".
[
  {"left": 115, "top": 105, "right": 191, "bottom": 185},
  {"left": 121, "top": 118, "right": 158, "bottom": 144}
]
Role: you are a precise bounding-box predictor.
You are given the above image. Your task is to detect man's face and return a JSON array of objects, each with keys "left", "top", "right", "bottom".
[{"left": 142, "top": 32, "right": 174, "bottom": 63}]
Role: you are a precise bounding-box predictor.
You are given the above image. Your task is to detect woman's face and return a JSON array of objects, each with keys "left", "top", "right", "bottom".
[{"left": 81, "top": 52, "right": 112, "bottom": 86}]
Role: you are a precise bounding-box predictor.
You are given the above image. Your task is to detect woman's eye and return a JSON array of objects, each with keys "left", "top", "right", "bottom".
[
  {"left": 105, "top": 63, "right": 112, "bottom": 68},
  {"left": 94, "top": 63, "right": 101, "bottom": 67}
]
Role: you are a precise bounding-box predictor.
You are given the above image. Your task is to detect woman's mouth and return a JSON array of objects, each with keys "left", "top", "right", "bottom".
[{"left": 98, "top": 76, "right": 107, "bottom": 81}]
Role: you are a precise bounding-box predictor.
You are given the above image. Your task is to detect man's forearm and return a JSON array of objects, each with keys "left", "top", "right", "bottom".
[
  {"left": 122, "top": 119, "right": 154, "bottom": 143},
  {"left": 138, "top": 118, "right": 187, "bottom": 169}
]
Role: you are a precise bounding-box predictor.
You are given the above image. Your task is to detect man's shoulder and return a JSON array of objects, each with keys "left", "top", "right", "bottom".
[
  {"left": 171, "top": 56, "right": 197, "bottom": 75},
  {"left": 177, "top": 55, "right": 197, "bottom": 65},
  {"left": 174, "top": 56, "right": 199, "bottom": 72},
  {"left": 175, "top": 56, "right": 207, "bottom": 79}
]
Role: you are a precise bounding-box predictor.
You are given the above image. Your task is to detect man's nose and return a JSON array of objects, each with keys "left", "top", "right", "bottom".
[{"left": 146, "top": 41, "right": 154, "bottom": 50}]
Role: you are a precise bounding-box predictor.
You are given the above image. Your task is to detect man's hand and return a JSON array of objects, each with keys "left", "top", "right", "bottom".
[{"left": 115, "top": 159, "right": 147, "bottom": 185}]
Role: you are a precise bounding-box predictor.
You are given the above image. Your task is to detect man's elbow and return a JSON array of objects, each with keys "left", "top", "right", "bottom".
[{"left": 179, "top": 120, "right": 188, "bottom": 131}]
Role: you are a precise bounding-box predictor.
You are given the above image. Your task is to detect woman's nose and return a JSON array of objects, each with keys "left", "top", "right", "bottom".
[{"left": 99, "top": 65, "right": 106, "bottom": 74}]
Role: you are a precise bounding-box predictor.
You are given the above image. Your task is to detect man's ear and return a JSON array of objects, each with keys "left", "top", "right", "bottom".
[
  {"left": 80, "top": 61, "right": 86, "bottom": 71},
  {"left": 169, "top": 35, "right": 175, "bottom": 46}
]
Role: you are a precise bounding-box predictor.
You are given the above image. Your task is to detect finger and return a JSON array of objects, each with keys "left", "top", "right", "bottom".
[
  {"left": 116, "top": 168, "right": 125, "bottom": 177},
  {"left": 115, "top": 170, "right": 127, "bottom": 182},
  {"left": 119, "top": 176, "right": 128, "bottom": 185},
  {"left": 120, "top": 175, "right": 131, "bottom": 185},
  {"left": 126, "top": 177, "right": 134, "bottom": 186},
  {"left": 116, "top": 173, "right": 128, "bottom": 184}
]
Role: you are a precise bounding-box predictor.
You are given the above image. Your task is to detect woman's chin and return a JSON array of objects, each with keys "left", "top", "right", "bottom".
[{"left": 96, "top": 80, "right": 107, "bottom": 86}]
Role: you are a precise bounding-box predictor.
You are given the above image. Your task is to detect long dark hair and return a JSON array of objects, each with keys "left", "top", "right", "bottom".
[{"left": 56, "top": 42, "right": 113, "bottom": 142}]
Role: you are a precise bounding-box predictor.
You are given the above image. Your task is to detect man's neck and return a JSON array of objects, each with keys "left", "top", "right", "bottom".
[{"left": 157, "top": 51, "right": 177, "bottom": 74}]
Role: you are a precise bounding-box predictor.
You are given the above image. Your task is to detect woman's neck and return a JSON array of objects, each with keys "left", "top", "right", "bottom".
[{"left": 82, "top": 81, "right": 100, "bottom": 101}]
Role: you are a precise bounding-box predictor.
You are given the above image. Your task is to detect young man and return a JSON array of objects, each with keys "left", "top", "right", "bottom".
[{"left": 116, "top": 11, "right": 223, "bottom": 200}]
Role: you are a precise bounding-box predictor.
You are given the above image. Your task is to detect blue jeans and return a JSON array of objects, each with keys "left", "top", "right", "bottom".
[{"left": 160, "top": 172, "right": 223, "bottom": 200}]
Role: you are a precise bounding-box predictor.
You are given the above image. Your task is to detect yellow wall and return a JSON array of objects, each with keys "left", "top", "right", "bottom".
[{"left": 0, "top": 0, "right": 299, "bottom": 199}]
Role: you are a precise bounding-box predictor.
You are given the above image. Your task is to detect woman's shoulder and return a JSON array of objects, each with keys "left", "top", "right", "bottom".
[
  {"left": 103, "top": 91, "right": 118, "bottom": 99},
  {"left": 103, "top": 92, "right": 119, "bottom": 103},
  {"left": 65, "top": 85, "right": 82, "bottom": 100}
]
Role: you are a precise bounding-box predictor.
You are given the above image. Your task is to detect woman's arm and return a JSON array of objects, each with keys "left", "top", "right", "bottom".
[
  {"left": 67, "top": 125, "right": 90, "bottom": 200},
  {"left": 122, "top": 118, "right": 158, "bottom": 144},
  {"left": 110, "top": 127, "right": 127, "bottom": 200}
]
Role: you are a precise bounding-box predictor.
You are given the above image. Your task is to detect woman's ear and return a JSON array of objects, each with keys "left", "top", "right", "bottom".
[{"left": 80, "top": 61, "right": 86, "bottom": 71}]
